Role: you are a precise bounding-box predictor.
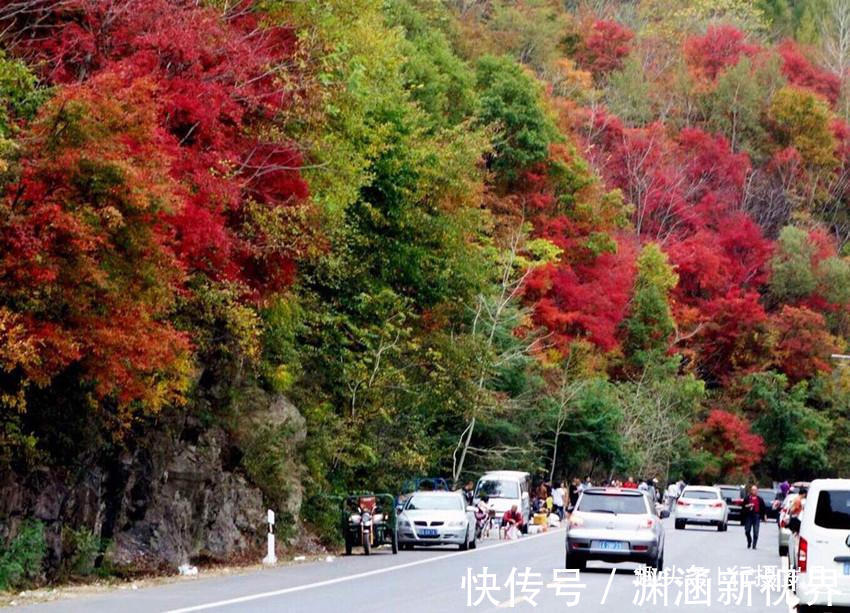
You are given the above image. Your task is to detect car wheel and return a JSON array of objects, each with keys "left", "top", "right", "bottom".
[
  {"left": 565, "top": 553, "right": 586, "bottom": 570},
  {"left": 718, "top": 522, "right": 727, "bottom": 532},
  {"left": 391, "top": 529, "right": 398, "bottom": 554},
  {"left": 675, "top": 519, "right": 685, "bottom": 530},
  {"left": 460, "top": 533, "right": 469, "bottom": 551},
  {"left": 470, "top": 535, "right": 477, "bottom": 550},
  {"left": 655, "top": 553, "right": 664, "bottom": 571},
  {"left": 779, "top": 544, "right": 788, "bottom": 557}
]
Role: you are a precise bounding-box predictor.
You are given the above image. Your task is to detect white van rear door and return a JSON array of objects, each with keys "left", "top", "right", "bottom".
[{"left": 808, "top": 488, "right": 850, "bottom": 581}]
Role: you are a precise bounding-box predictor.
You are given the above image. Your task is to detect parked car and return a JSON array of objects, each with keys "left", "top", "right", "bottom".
[
  {"left": 791, "top": 479, "right": 850, "bottom": 610},
  {"left": 758, "top": 487, "right": 781, "bottom": 521},
  {"left": 715, "top": 484, "right": 745, "bottom": 523},
  {"left": 565, "top": 487, "right": 666, "bottom": 571},
  {"left": 675, "top": 486, "right": 728, "bottom": 531},
  {"left": 474, "top": 471, "right": 531, "bottom": 530},
  {"left": 396, "top": 477, "right": 450, "bottom": 507},
  {"left": 397, "top": 491, "right": 477, "bottom": 550}
]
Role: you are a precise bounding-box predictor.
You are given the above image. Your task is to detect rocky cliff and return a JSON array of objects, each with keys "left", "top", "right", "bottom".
[{"left": 0, "top": 393, "right": 306, "bottom": 576}]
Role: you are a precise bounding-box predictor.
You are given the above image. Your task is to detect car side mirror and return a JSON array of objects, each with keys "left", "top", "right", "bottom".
[
  {"left": 396, "top": 505, "right": 403, "bottom": 513},
  {"left": 660, "top": 509, "right": 670, "bottom": 519}
]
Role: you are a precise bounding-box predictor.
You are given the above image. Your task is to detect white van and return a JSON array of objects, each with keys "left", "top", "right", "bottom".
[
  {"left": 474, "top": 471, "right": 531, "bottom": 528},
  {"left": 794, "top": 479, "right": 850, "bottom": 610}
]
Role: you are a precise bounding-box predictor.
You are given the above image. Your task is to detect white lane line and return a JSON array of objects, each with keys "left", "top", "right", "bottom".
[
  {"left": 600, "top": 567, "right": 616, "bottom": 604},
  {"left": 164, "top": 529, "right": 565, "bottom": 613}
]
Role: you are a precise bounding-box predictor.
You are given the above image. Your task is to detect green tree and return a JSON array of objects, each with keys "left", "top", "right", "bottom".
[
  {"left": 704, "top": 56, "right": 784, "bottom": 157},
  {"left": 487, "top": 0, "right": 569, "bottom": 74},
  {"left": 768, "top": 226, "right": 819, "bottom": 303},
  {"left": 475, "top": 55, "right": 560, "bottom": 181},
  {"left": 746, "top": 371, "right": 832, "bottom": 479},
  {"left": 622, "top": 243, "right": 678, "bottom": 369},
  {"left": 387, "top": 0, "right": 478, "bottom": 128},
  {"left": 605, "top": 57, "right": 654, "bottom": 126}
]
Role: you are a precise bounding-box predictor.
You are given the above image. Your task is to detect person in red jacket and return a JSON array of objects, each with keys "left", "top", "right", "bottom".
[
  {"left": 743, "top": 485, "right": 767, "bottom": 549},
  {"left": 623, "top": 476, "right": 638, "bottom": 489},
  {"left": 502, "top": 504, "right": 524, "bottom": 538}
]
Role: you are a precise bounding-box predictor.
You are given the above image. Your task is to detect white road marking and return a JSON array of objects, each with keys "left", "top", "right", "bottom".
[
  {"left": 600, "top": 567, "right": 616, "bottom": 604},
  {"left": 164, "top": 529, "right": 565, "bottom": 613}
]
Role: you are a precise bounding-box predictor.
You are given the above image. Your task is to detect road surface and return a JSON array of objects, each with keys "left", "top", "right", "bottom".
[{"left": 16, "top": 519, "right": 796, "bottom": 613}]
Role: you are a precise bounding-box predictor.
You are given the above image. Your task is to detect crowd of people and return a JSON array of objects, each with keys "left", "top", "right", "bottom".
[
  {"left": 464, "top": 474, "right": 671, "bottom": 540},
  {"left": 463, "top": 474, "right": 806, "bottom": 546}
]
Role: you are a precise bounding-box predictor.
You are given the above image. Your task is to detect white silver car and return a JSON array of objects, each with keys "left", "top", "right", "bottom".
[
  {"left": 397, "top": 491, "right": 477, "bottom": 550},
  {"left": 674, "top": 486, "right": 728, "bottom": 531},
  {"left": 566, "top": 487, "right": 666, "bottom": 570}
]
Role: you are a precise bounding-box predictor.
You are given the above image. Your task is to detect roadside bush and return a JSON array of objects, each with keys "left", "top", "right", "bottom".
[
  {"left": 60, "top": 527, "right": 101, "bottom": 579},
  {"left": 0, "top": 520, "right": 45, "bottom": 591}
]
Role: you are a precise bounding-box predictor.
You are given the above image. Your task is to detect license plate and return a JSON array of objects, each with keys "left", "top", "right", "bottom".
[
  {"left": 844, "top": 562, "right": 850, "bottom": 576},
  {"left": 418, "top": 528, "right": 437, "bottom": 537},
  {"left": 592, "top": 540, "right": 627, "bottom": 551}
]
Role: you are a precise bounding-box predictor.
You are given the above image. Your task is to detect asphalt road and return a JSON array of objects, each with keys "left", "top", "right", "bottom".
[{"left": 16, "top": 519, "right": 795, "bottom": 613}]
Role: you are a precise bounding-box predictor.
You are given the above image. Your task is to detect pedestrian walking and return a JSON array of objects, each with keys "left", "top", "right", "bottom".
[{"left": 743, "top": 485, "right": 767, "bottom": 549}]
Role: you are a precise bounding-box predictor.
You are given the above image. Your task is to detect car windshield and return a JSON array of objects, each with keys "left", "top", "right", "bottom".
[
  {"left": 814, "top": 490, "right": 850, "bottom": 530},
  {"left": 683, "top": 490, "right": 719, "bottom": 500},
  {"left": 577, "top": 493, "right": 647, "bottom": 515},
  {"left": 719, "top": 488, "right": 740, "bottom": 499},
  {"left": 476, "top": 479, "right": 519, "bottom": 499},
  {"left": 406, "top": 495, "right": 463, "bottom": 511}
]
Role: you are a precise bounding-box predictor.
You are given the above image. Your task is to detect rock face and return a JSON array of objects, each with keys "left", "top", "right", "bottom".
[
  {"left": 0, "top": 393, "right": 305, "bottom": 575},
  {"left": 104, "top": 426, "right": 265, "bottom": 572}
]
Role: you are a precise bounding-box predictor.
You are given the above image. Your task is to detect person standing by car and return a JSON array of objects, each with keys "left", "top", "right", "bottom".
[
  {"left": 474, "top": 494, "right": 492, "bottom": 539},
  {"left": 552, "top": 482, "right": 566, "bottom": 520},
  {"left": 788, "top": 486, "right": 807, "bottom": 534},
  {"left": 743, "top": 485, "right": 767, "bottom": 549},
  {"left": 569, "top": 478, "right": 581, "bottom": 512},
  {"left": 462, "top": 481, "right": 474, "bottom": 506}
]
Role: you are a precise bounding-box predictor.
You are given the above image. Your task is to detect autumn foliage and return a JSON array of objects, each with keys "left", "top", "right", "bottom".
[
  {"left": 684, "top": 25, "right": 759, "bottom": 81},
  {"left": 690, "top": 409, "right": 765, "bottom": 480},
  {"left": 575, "top": 19, "right": 634, "bottom": 77},
  {"left": 0, "top": 0, "right": 310, "bottom": 423},
  {"left": 2, "top": 0, "right": 850, "bottom": 529}
]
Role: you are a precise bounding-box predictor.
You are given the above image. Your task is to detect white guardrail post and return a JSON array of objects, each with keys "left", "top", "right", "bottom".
[{"left": 263, "top": 509, "right": 277, "bottom": 565}]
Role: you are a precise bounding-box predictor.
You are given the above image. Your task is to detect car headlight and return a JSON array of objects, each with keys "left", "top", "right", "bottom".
[
  {"left": 447, "top": 520, "right": 466, "bottom": 527},
  {"left": 399, "top": 519, "right": 411, "bottom": 527}
]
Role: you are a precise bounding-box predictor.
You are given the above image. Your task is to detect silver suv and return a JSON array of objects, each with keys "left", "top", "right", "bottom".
[{"left": 566, "top": 487, "right": 666, "bottom": 570}]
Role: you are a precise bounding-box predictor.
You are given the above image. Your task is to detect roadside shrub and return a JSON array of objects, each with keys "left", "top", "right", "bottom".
[
  {"left": 0, "top": 520, "right": 45, "bottom": 591},
  {"left": 60, "top": 527, "right": 101, "bottom": 578}
]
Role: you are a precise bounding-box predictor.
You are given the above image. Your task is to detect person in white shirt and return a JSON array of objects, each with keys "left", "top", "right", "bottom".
[{"left": 552, "top": 482, "right": 566, "bottom": 520}]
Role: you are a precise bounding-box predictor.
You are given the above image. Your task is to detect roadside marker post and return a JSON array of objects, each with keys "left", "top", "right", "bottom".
[{"left": 263, "top": 509, "right": 277, "bottom": 566}]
